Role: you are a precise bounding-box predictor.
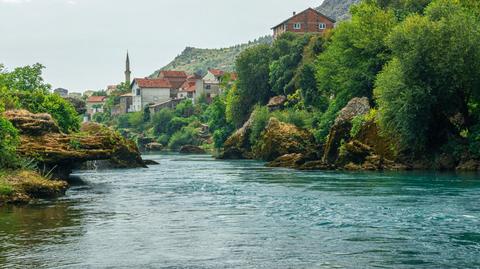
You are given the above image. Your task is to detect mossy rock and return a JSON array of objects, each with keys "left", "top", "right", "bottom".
[{"left": 254, "top": 118, "right": 318, "bottom": 161}]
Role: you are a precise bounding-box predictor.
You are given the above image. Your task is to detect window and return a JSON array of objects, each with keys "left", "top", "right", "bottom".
[
  {"left": 293, "top": 23, "right": 301, "bottom": 30},
  {"left": 319, "top": 23, "right": 326, "bottom": 30},
  {"left": 205, "top": 84, "right": 211, "bottom": 90}
]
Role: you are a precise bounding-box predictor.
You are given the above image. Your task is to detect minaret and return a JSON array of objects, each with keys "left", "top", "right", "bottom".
[{"left": 125, "top": 51, "right": 131, "bottom": 87}]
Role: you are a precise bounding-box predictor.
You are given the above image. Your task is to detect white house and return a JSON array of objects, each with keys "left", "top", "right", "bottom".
[{"left": 130, "top": 78, "right": 174, "bottom": 112}]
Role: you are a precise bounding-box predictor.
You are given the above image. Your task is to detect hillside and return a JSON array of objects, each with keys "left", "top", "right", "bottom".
[
  {"left": 152, "top": 0, "right": 359, "bottom": 76},
  {"left": 151, "top": 36, "right": 273, "bottom": 77},
  {"left": 317, "top": 0, "right": 361, "bottom": 21}
]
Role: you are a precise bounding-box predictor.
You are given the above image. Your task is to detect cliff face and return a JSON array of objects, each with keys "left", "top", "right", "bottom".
[{"left": 4, "top": 110, "right": 145, "bottom": 179}]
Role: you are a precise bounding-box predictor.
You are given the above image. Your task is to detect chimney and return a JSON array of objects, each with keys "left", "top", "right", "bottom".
[{"left": 293, "top": 11, "right": 296, "bottom": 16}]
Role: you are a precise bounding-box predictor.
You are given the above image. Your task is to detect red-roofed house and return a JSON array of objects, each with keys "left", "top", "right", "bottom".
[
  {"left": 157, "top": 70, "right": 188, "bottom": 90},
  {"left": 86, "top": 96, "right": 107, "bottom": 115},
  {"left": 196, "top": 69, "right": 236, "bottom": 101},
  {"left": 272, "top": 8, "right": 335, "bottom": 39},
  {"left": 130, "top": 78, "right": 175, "bottom": 112}
]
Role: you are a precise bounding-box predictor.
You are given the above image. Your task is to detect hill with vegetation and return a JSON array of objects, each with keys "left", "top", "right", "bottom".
[
  {"left": 152, "top": 0, "right": 360, "bottom": 76},
  {"left": 316, "top": 0, "right": 361, "bottom": 21},
  {"left": 151, "top": 36, "right": 273, "bottom": 76}
]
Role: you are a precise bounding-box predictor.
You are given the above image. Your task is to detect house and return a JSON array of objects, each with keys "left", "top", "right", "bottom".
[
  {"left": 272, "top": 8, "right": 335, "bottom": 39},
  {"left": 177, "top": 74, "right": 201, "bottom": 101},
  {"left": 86, "top": 96, "right": 107, "bottom": 115},
  {"left": 53, "top": 88, "right": 68, "bottom": 97},
  {"left": 196, "top": 69, "right": 237, "bottom": 101},
  {"left": 111, "top": 93, "right": 133, "bottom": 116},
  {"left": 130, "top": 78, "right": 174, "bottom": 112},
  {"left": 157, "top": 70, "right": 188, "bottom": 90}
]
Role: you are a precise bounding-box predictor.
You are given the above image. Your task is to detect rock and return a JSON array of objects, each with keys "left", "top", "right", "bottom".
[
  {"left": 254, "top": 118, "right": 318, "bottom": 161},
  {"left": 267, "top": 96, "right": 287, "bottom": 111},
  {"left": 179, "top": 145, "right": 206, "bottom": 154},
  {"left": 4, "top": 110, "right": 60, "bottom": 135},
  {"left": 456, "top": 160, "right": 480, "bottom": 171},
  {"left": 5, "top": 110, "right": 145, "bottom": 179},
  {"left": 334, "top": 97, "right": 371, "bottom": 126},
  {"left": 145, "top": 142, "right": 163, "bottom": 151},
  {"left": 352, "top": 120, "right": 395, "bottom": 160},
  {"left": 298, "top": 160, "right": 333, "bottom": 170},
  {"left": 220, "top": 114, "right": 255, "bottom": 159},
  {"left": 143, "top": 160, "right": 160, "bottom": 165},
  {"left": 322, "top": 97, "right": 370, "bottom": 164},
  {"left": 267, "top": 153, "right": 307, "bottom": 168},
  {"left": 337, "top": 140, "right": 373, "bottom": 166}
]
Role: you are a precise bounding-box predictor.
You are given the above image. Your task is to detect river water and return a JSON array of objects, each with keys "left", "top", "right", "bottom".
[{"left": 1, "top": 153, "right": 480, "bottom": 268}]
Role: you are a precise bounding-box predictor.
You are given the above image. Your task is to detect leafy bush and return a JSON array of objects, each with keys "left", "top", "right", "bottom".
[
  {"left": 151, "top": 109, "right": 174, "bottom": 136},
  {"left": 168, "top": 126, "right": 199, "bottom": 150},
  {"left": 16, "top": 90, "right": 80, "bottom": 133},
  {"left": 249, "top": 106, "right": 271, "bottom": 145},
  {"left": 0, "top": 114, "right": 19, "bottom": 169}
]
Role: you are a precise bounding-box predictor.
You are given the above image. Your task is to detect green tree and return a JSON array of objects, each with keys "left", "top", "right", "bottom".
[
  {"left": 374, "top": 0, "right": 480, "bottom": 154},
  {"left": 233, "top": 44, "right": 273, "bottom": 126},
  {"left": 314, "top": 1, "right": 398, "bottom": 140}
]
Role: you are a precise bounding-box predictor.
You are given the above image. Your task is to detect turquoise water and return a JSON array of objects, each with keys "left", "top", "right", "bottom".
[{"left": 1, "top": 154, "right": 480, "bottom": 268}]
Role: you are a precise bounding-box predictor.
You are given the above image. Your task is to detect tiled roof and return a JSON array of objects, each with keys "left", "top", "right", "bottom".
[
  {"left": 159, "top": 70, "right": 188, "bottom": 79},
  {"left": 87, "top": 96, "right": 107, "bottom": 103},
  {"left": 271, "top": 8, "right": 336, "bottom": 29},
  {"left": 209, "top": 69, "right": 225, "bottom": 77},
  {"left": 181, "top": 81, "right": 197, "bottom": 93},
  {"left": 134, "top": 78, "right": 172, "bottom": 88}
]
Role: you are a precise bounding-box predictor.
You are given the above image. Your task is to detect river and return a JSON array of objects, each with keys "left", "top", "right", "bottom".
[{"left": 1, "top": 153, "right": 479, "bottom": 268}]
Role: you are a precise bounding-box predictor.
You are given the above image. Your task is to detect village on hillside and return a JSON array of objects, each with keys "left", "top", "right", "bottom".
[{"left": 52, "top": 7, "right": 335, "bottom": 121}]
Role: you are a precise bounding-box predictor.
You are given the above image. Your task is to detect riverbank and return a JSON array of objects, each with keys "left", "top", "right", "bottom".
[{"left": 0, "top": 170, "right": 67, "bottom": 205}]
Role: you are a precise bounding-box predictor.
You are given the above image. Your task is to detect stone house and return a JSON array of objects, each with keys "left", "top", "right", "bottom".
[
  {"left": 272, "top": 8, "right": 335, "bottom": 39},
  {"left": 157, "top": 70, "right": 188, "bottom": 90},
  {"left": 86, "top": 96, "right": 107, "bottom": 115},
  {"left": 130, "top": 78, "right": 175, "bottom": 112}
]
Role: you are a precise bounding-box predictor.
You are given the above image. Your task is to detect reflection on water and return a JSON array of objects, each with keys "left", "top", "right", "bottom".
[{"left": 0, "top": 153, "right": 479, "bottom": 268}]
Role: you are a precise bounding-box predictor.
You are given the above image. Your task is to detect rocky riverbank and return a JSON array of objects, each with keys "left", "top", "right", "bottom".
[
  {"left": 1, "top": 110, "right": 145, "bottom": 205},
  {"left": 220, "top": 97, "right": 480, "bottom": 172}
]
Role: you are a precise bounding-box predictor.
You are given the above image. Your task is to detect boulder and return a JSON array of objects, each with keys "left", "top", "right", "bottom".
[
  {"left": 4, "top": 110, "right": 60, "bottom": 135},
  {"left": 220, "top": 114, "right": 254, "bottom": 159},
  {"left": 456, "top": 160, "right": 480, "bottom": 171},
  {"left": 352, "top": 120, "right": 395, "bottom": 160},
  {"left": 254, "top": 118, "right": 318, "bottom": 161},
  {"left": 267, "top": 153, "right": 307, "bottom": 168},
  {"left": 145, "top": 142, "right": 163, "bottom": 151},
  {"left": 322, "top": 97, "right": 370, "bottom": 164},
  {"left": 267, "top": 96, "right": 287, "bottom": 111},
  {"left": 143, "top": 160, "right": 160, "bottom": 165},
  {"left": 179, "top": 145, "right": 206, "bottom": 154}
]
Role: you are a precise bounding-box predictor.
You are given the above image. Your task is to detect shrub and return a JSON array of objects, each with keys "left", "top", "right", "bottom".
[
  {"left": 17, "top": 90, "right": 80, "bottom": 133},
  {"left": 0, "top": 115, "right": 19, "bottom": 169},
  {"left": 151, "top": 108, "right": 174, "bottom": 136},
  {"left": 168, "top": 126, "right": 199, "bottom": 150},
  {"left": 249, "top": 106, "right": 271, "bottom": 145}
]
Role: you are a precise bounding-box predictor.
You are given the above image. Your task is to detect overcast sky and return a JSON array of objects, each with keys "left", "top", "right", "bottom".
[{"left": 1, "top": 0, "right": 324, "bottom": 92}]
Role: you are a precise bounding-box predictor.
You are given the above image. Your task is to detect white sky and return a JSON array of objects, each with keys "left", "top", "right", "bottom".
[{"left": 0, "top": 0, "right": 323, "bottom": 92}]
